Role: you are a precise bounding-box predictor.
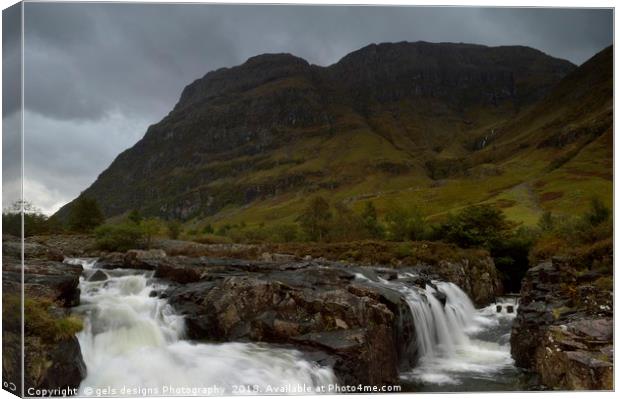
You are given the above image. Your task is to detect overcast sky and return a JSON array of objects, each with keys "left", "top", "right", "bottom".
[{"left": 2, "top": 3, "right": 613, "bottom": 215}]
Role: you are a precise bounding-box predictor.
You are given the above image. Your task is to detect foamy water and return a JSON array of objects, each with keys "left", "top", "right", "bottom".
[
  {"left": 366, "top": 273, "right": 522, "bottom": 390},
  {"left": 69, "top": 259, "right": 336, "bottom": 396},
  {"left": 68, "top": 257, "right": 525, "bottom": 394}
]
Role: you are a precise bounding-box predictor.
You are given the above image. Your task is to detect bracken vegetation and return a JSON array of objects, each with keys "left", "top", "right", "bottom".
[{"left": 3, "top": 295, "right": 83, "bottom": 343}]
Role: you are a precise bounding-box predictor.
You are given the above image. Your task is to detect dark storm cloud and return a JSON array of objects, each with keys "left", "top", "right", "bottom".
[
  {"left": 2, "top": 3, "right": 21, "bottom": 118},
  {"left": 7, "top": 3, "right": 613, "bottom": 213},
  {"left": 21, "top": 4, "right": 613, "bottom": 123}
]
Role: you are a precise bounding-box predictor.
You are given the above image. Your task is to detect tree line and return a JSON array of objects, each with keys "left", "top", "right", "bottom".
[
  {"left": 2, "top": 197, "right": 181, "bottom": 251},
  {"left": 2, "top": 197, "right": 105, "bottom": 237},
  {"left": 4, "top": 194, "right": 611, "bottom": 290}
]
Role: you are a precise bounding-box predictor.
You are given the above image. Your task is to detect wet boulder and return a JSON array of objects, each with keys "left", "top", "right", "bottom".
[
  {"left": 88, "top": 270, "right": 108, "bottom": 282},
  {"left": 123, "top": 249, "right": 167, "bottom": 270},
  {"left": 24, "top": 335, "right": 87, "bottom": 394},
  {"left": 166, "top": 261, "right": 417, "bottom": 385},
  {"left": 422, "top": 256, "right": 502, "bottom": 306},
  {"left": 96, "top": 252, "right": 126, "bottom": 269},
  {"left": 3, "top": 258, "right": 83, "bottom": 307},
  {"left": 511, "top": 257, "right": 613, "bottom": 390}
]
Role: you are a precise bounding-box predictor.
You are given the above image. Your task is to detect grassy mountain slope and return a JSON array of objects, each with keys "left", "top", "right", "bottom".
[
  {"left": 55, "top": 42, "right": 612, "bottom": 230},
  {"left": 194, "top": 45, "right": 611, "bottom": 230}
]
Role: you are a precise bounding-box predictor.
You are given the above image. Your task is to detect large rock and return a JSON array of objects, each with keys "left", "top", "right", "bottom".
[
  {"left": 419, "top": 256, "right": 502, "bottom": 306},
  {"left": 533, "top": 320, "right": 613, "bottom": 390},
  {"left": 511, "top": 257, "right": 613, "bottom": 390},
  {"left": 26, "top": 234, "right": 97, "bottom": 258},
  {"left": 24, "top": 335, "right": 87, "bottom": 394},
  {"left": 165, "top": 260, "right": 417, "bottom": 385},
  {"left": 3, "top": 238, "right": 64, "bottom": 262},
  {"left": 97, "top": 249, "right": 168, "bottom": 270},
  {"left": 123, "top": 249, "right": 167, "bottom": 269},
  {"left": 3, "top": 238, "right": 83, "bottom": 307}
]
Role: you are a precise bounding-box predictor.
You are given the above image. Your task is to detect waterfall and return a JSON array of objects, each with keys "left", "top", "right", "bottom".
[
  {"left": 388, "top": 279, "right": 475, "bottom": 359},
  {"left": 69, "top": 257, "right": 521, "bottom": 393},
  {"left": 70, "top": 259, "right": 336, "bottom": 396},
  {"left": 370, "top": 274, "right": 518, "bottom": 387}
]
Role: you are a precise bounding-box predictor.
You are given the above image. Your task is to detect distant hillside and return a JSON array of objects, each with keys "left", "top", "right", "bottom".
[{"left": 56, "top": 41, "right": 612, "bottom": 228}]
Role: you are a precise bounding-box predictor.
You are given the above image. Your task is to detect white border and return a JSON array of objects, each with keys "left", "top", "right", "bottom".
[{"left": 0, "top": 2, "right": 616, "bottom": 399}]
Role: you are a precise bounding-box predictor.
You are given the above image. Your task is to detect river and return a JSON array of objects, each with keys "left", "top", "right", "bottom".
[
  {"left": 69, "top": 258, "right": 529, "bottom": 395},
  {"left": 70, "top": 259, "right": 335, "bottom": 396}
]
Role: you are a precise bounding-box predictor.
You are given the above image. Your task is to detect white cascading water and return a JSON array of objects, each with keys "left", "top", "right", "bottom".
[
  {"left": 372, "top": 274, "right": 518, "bottom": 386},
  {"left": 69, "top": 259, "right": 336, "bottom": 396}
]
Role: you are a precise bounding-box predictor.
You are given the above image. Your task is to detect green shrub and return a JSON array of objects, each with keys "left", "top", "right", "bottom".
[
  {"left": 127, "top": 209, "right": 143, "bottom": 224},
  {"left": 51, "top": 315, "right": 84, "bottom": 341},
  {"left": 167, "top": 220, "right": 183, "bottom": 239},
  {"left": 329, "top": 203, "right": 367, "bottom": 242},
  {"left": 384, "top": 204, "right": 427, "bottom": 241},
  {"left": 95, "top": 223, "right": 144, "bottom": 251},
  {"left": 3, "top": 295, "right": 84, "bottom": 343},
  {"left": 141, "top": 218, "right": 163, "bottom": 248},
  {"left": 530, "top": 198, "right": 612, "bottom": 266},
  {"left": 216, "top": 224, "right": 232, "bottom": 236},
  {"left": 266, "top": 223, "right": 299, "bottom": 243},
  {"left": 69, "top": 196, "right": 105, "bottom": 233},
  {"left": 298, "top": 196, "right": 332, "bottom": 242},
  {"left": 227, "top": 225, "right": 267, "bottom": 243},
  {"left": 537, "top": 211, "right": 555, "bottom": 232},
  {"left": 361, "top": 202, "right": 384, "bottom": 239},
  {"left": 583, "top": 197, "right": 610, "bottom": 227},
  {"left": 437, "top": 204, "right": 513, "bottom": 249},
  {"left": 194, "top": 234, "right": 232, "bottom": 245},
  {"left": 394, "top": 242, "right": 413, "bottom": 258}
]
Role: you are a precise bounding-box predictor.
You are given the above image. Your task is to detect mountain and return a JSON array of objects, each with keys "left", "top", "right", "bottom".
[{"left": 57, "top": 42, "right": 611, "bottom": 228}]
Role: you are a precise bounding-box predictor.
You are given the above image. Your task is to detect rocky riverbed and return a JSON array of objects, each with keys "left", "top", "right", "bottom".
[
  {"left": 511, "top": 257, "right": 613, "bottom": 389},
  {"left": 2, "top": 236, "right": 86, "bottom": 395},
  {"left": 92, "top": 245, "right": 502, "bottom": 386},
  {"left": 2, "top": 234, "right": 613, "bottom": 393}
]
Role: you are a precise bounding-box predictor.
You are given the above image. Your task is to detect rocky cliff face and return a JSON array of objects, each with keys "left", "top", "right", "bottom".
[
  {"left": 328, "top": 42, "right": 570, "bottom": 109},
  {"left": 55, "top": 41, "right": 575, "bottom": 222},
  {"left": 511, "top": 257, "right": 613, "bottom": 390}
]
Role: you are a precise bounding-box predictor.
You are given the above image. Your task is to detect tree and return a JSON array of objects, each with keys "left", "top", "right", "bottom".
[
  {"left": 438, "top": 204, "right": 513, "bottom": 249},
  {"left": 202, "top": 224, "right": 214, "bottom": 234},
  {"left": 384, "top": 204, "right": 426, "bottom": 241},
  {"left": 128, "top": 209, "right": 143, "bottom": 225},
  {"left": 298, "top": 196, "right": 332, "bottom": 241},
  {"left": 267, "top": 223, "right": 299, "bottom": 243},
  {"left": 2, "top": 200, "right": 59, "bottom": 237},
  {"left": 45, "top": 215, "right": 65, "bottom": 234},
  {"left": 3, "top": 200, "right": 25, "bottom": 236},
  {"left": 141, "top": 218, "right": 162, "bottom": 249},
  {"left": 330, "top": 202, "right": 365, "bottom": 241},
  {"left": 68, "top": 197, "right": 104, "bottom": 233},
  {"left": 361, "top": 202, "right": 384, "bottom": 239},
  {"left": 167, "top": 220, "right": 183, "bottom": 239}
]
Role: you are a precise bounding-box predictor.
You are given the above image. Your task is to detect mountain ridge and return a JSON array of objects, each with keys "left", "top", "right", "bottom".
[{"left": 56, "top": 41, "right": 610, "bottom": 228}]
